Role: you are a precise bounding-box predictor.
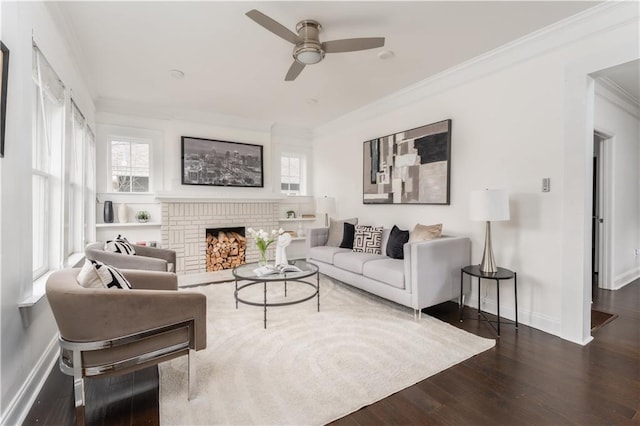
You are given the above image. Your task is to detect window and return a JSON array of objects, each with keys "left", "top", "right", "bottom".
[
  {"left": 32, "top": 44, "right": 65, "bottom": 279},
  {"left": 65, "top": 102, "right": 86, "bottom": 257},
  {"left": 84, "top": 127, "right": 96, "bottom": 245},
  {"left": 110, "top": 139, "right": 150, "bottom": 192},
  {"left": 281, "top": 154, "right": 306, "bottom": 195}
]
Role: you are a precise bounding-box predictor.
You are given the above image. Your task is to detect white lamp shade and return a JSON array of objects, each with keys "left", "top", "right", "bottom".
[
  {"left": 316, "top": 196, "right": 336, "bottom": 215},
  {"left": 469, "top": 189, "right": 510, "bottom": 222}
]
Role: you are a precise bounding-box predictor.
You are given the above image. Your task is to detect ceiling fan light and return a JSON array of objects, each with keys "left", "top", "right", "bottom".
[{"left": 295, "top": 48, "right": 324, "bottom": 65}]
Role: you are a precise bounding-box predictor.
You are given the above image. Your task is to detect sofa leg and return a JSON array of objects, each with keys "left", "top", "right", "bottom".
[
  {"left": 72, "top": 350, "right": 86, "bottom": 426},
  {"left": 188, "top": 349, "right": 196, "bottom": 400},
  {"left": 413, "top": 309, "right": 422, "bottom": 320}
]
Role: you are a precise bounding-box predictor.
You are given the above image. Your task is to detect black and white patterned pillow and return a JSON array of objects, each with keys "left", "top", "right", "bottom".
[
  {"left": 77, "top": 259, "right": 132, "bottom": 290},
  {"left": 352, "top": 225, "right": 384, "bottom": 254},
  {"left": 104, "top": 234, "right": 136, "bottom": 255}
]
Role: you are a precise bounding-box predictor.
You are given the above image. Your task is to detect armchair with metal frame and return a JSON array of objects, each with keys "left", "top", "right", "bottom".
[{"left": 46, "top": 268, "right": 206, "bottom": 426}]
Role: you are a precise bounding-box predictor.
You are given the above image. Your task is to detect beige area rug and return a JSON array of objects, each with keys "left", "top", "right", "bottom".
[{"left": 160, "top": 276, "right": 495, "bottom": 425}]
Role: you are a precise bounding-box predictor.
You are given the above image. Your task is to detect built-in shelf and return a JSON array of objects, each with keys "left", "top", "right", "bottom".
[
  {"left": 96, "top": 222, "right": 162, "bottom": 228},
  {"left": 291, "top": 237, "right": 306, "bottom": 241},
  {"left": 279, "top": 218, "right": 317, "bottom": 222}
]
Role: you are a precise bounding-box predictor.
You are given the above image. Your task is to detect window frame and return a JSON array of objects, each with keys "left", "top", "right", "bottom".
[
  {"left": 107, "top": 136, "right": 152, "bottom": 194},
  {"left": 280, "top": 152, "right": 307, "bottom": 196}
]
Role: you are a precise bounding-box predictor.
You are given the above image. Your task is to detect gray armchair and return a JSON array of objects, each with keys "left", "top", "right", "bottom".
[
  {"left": 85, "top": 241, "right": 176, "bottom": 272},
  {"left": 46, "top": 268, "right": 206, "bottom": 425}
]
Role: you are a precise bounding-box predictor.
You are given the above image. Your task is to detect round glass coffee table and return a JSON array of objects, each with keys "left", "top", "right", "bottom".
[{"left": 232, "top": 260, "right": 319, "bottom": 329}]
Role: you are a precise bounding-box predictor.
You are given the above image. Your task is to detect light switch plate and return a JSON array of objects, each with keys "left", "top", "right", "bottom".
[{"left": 542, "top": 178, "right": 551, "bottom": 192}]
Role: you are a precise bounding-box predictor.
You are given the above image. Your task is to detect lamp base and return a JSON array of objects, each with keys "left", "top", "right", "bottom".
[{"left": 480, "top": 221, "right": 498, "bottom": 273}]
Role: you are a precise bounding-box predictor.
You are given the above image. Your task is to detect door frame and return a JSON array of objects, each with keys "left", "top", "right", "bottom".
[{"left": 593, "top": 129, "right": 614, "bottom": 290}]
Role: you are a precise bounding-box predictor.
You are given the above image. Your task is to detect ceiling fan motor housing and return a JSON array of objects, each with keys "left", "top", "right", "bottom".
[{"left": 293, "top": 20, "right": 325, "bottom": 64}]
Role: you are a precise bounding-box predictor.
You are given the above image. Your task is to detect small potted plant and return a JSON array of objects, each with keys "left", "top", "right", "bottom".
[{"left": 135, "top": 211, "right": 150, "bottom": 223}]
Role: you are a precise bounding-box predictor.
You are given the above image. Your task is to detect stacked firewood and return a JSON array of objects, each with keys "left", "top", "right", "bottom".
[{"left": 206, "top": 231, "right": 247, "bottom": 271}]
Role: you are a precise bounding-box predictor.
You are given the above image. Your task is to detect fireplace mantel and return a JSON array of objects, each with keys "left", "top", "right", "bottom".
[{"left": 155, "top": 194, "right": 284, "bottom": 203}]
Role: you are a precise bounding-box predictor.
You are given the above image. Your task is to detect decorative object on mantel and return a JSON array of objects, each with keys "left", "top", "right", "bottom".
[
  {"left": 181, "top": 136, "right": 264, "bottom": 188},
  {"left": 316, "top": 196, "right": 336, "bottom": 227},
  {"left": 363, "top": 119, "right": 452, "bottom": 205},
  {"left": 469, "top": 189, "right": 510, "bottom": 273},
  {"left": 0, "top": 41, "right": 9, "bottom": 158},
  {"left": 275, "top": 232, "right": 292, "bottom": 266},
  {"left": 286, "top": 210, "right": 296, "bottom": 219},
  {"left": 135, "top": 211, "right": 150, "bottom": 223},
  {"left": 118, "top": 203, "right": 128, "bottom": 223},
  {"left": 247, "top": 227, "right": 284, "bottom": 266},
  {"left": 103, "top": 201, "right": 114, "bottom": 223}
]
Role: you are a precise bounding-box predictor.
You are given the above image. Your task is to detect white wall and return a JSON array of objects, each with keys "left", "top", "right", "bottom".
[
  {"left": 313, "top": 3, "right": 639, "bottom": 344},
  {"left": 594, "top": 81, "right": 640, "bottom": 289},
  {"left": 0, "top": 2, "right": 95, "bottom": 423}
]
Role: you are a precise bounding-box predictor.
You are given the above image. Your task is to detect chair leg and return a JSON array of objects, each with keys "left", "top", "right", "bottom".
[
  {"left": 188, "top": 349, "right": 196, "bottom": 401},
  {"left": 72, "top": 350, "right": 86, "bottom": 426}
]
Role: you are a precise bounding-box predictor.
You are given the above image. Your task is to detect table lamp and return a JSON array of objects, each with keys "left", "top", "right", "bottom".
[
  {"left": 470, "top": 189, "right": 510, "bottom": 273},
  {"left": 316, "top": 196, "right": 336, "bottom": 227}
]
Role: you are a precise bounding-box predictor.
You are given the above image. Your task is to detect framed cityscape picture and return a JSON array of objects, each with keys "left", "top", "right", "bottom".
[
  {"left": 363, "top": 119, "right": 452, "bottom": 205},
  {"left": 0, "top": 41, "right": 9, "bottom": 158},
  {"left": 181, "top": 136, "right": 264, "bottom": 188}
]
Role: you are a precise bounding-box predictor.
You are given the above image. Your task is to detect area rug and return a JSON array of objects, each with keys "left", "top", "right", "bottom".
[{"left": 159, "top": 276, "right": 495, "bottom": 425}]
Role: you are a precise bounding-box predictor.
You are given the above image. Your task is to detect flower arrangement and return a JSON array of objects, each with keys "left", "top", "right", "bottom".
[{"left": 247, "top": 227, "right": 284, "bottom": 265}]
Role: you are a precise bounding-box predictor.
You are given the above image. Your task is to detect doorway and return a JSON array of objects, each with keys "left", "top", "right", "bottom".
[{"left": 591, "top": 132, "right": 603, "bottom": 301}]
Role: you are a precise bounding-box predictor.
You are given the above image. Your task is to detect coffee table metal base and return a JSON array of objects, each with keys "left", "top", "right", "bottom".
[{"left": 234, "top": 274, "right": 320, "bottom": 329}]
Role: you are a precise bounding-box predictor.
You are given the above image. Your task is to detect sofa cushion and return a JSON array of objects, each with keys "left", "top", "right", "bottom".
[
  {"left": 409, "top": 223, "right": 442, "bottom": 243},
  {"left": 353, "top": 225, "right": 383, "bottom": 254},
  {"left": 362, "top": 258, "right": 406, "bottom": 290},
  {"left": 308, "top": 246, "right": 351, "bottom": 265},
  {"left": 386, "top": 225, "right": 409, "bottom": 259},
  {"left": 104, "top": 234, "right": 136, "bottom": 255},
  {"left": 77, "top": 259, "right": 132, "bottom": 290},
  {"left": 339, "top": 222, "right": 356, "bottom": 249},
  {"left": 327, "top": 217, "right": 358, "bottom": 247},
  {"left": 333, "top": 251, "right": 386, "bottom": 274}
]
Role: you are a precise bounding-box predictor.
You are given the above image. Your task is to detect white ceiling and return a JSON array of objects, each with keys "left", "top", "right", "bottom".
[
  {"left": 595, "top": 59, "right": 640, "bottom": 102},
  {"left": 57, "top": 1, "right": 600, "bottom": 128}
]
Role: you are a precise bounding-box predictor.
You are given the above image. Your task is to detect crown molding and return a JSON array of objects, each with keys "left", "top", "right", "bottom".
[
  {"left": 596, "top": 77, "right": 640, "bottom": 118},
  {"left": 314, "top": 2, "right": 638, "bottom": 138},
  {"left": 96, "top": 97, "right": 274, "bottom": 133}
]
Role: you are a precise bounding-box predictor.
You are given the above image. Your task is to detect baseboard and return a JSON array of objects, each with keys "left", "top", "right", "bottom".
[
  {"left": 0, "top": 334, "right": 59, "bottom": 426},
  {"left": 613, "top": 266, "right": 640, "bottom": 290},
  {"left": 472, "top": 298, "right": 562, "bottom": 338}
]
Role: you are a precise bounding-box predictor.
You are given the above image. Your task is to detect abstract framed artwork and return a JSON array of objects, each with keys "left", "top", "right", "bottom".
[
  {"left": 181, "top": 136, "right": 264, "bottom": 187},
  {"left": 0, "top": 41, "right": 9, "bottom": 158},
  {"left": 363, "top": 119, "right": 452, "bottom": 205}
]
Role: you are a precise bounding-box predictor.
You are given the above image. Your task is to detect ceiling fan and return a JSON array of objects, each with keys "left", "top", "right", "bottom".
[{"left": 246, "top": 9, "right": 385, "bottom": 81}]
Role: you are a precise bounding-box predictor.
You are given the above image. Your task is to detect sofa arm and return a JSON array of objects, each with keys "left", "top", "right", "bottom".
[
  {"left": 307, "top": 228, "right": 329, "bottom": 249},
  {"left": 133, "top": 245, "right": 176, "bottom": 266},
  {"left": 122, "top": 269, "right": 178, "bottom": 291},
  {"left": 404, "top": 236, "right": 471, "bottom": 309}
]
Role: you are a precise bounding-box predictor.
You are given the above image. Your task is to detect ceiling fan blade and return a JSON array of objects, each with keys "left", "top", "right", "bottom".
[
  {"left": 285, "top": 61, "right": 305, "bottom": 81},
  {"left": 246, "top": 9, "right": 300, "bottom": 45},
  {"left": 323, "top": 37, "right": 385, "bottom": 53}
]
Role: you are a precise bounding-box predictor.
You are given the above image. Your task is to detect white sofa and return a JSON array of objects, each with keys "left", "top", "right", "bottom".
[{"left": 307, "top": 227, "right": 471, "bottom": 315}]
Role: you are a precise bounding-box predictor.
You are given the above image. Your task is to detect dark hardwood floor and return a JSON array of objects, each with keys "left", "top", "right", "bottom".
[{"left": 25, "top": 280, "right": 639, "bottom": 425}]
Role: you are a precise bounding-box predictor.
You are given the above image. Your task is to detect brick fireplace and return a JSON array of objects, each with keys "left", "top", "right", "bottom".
[{"left": 160, "top": 200, "right": 279, "bottom": 274}]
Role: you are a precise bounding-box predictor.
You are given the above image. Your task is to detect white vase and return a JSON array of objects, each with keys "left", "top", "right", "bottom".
[{"left": 118, "top": 203, "right": 128, "bottom": 223}]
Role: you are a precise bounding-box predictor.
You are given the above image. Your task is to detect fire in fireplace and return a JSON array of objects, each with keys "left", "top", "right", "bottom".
[{"left": 205, "top": 227, "right": 246, "bottom": 271}]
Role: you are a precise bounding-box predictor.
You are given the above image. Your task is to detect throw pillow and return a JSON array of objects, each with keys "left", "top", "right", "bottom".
[
  {"left": 386, "top": 225, "right": 410, "bottom": 259},
  {"left": 77, "top": 259, "right": 132, "bottom": 290},
  {"left": 339, "top": 222, "right": 356, "bottom": 249},
  {"left": 326, "top": 217, "right": 358, "bottom": 247},
  {"left": 104, "top": 234, "right": 136, "bottom": 255},
  {"left": 353, "top": 225, "right": 384, "bottom": 254},
  {"left": 409, "top": 223, "right": 442, "bottom": 243}
]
